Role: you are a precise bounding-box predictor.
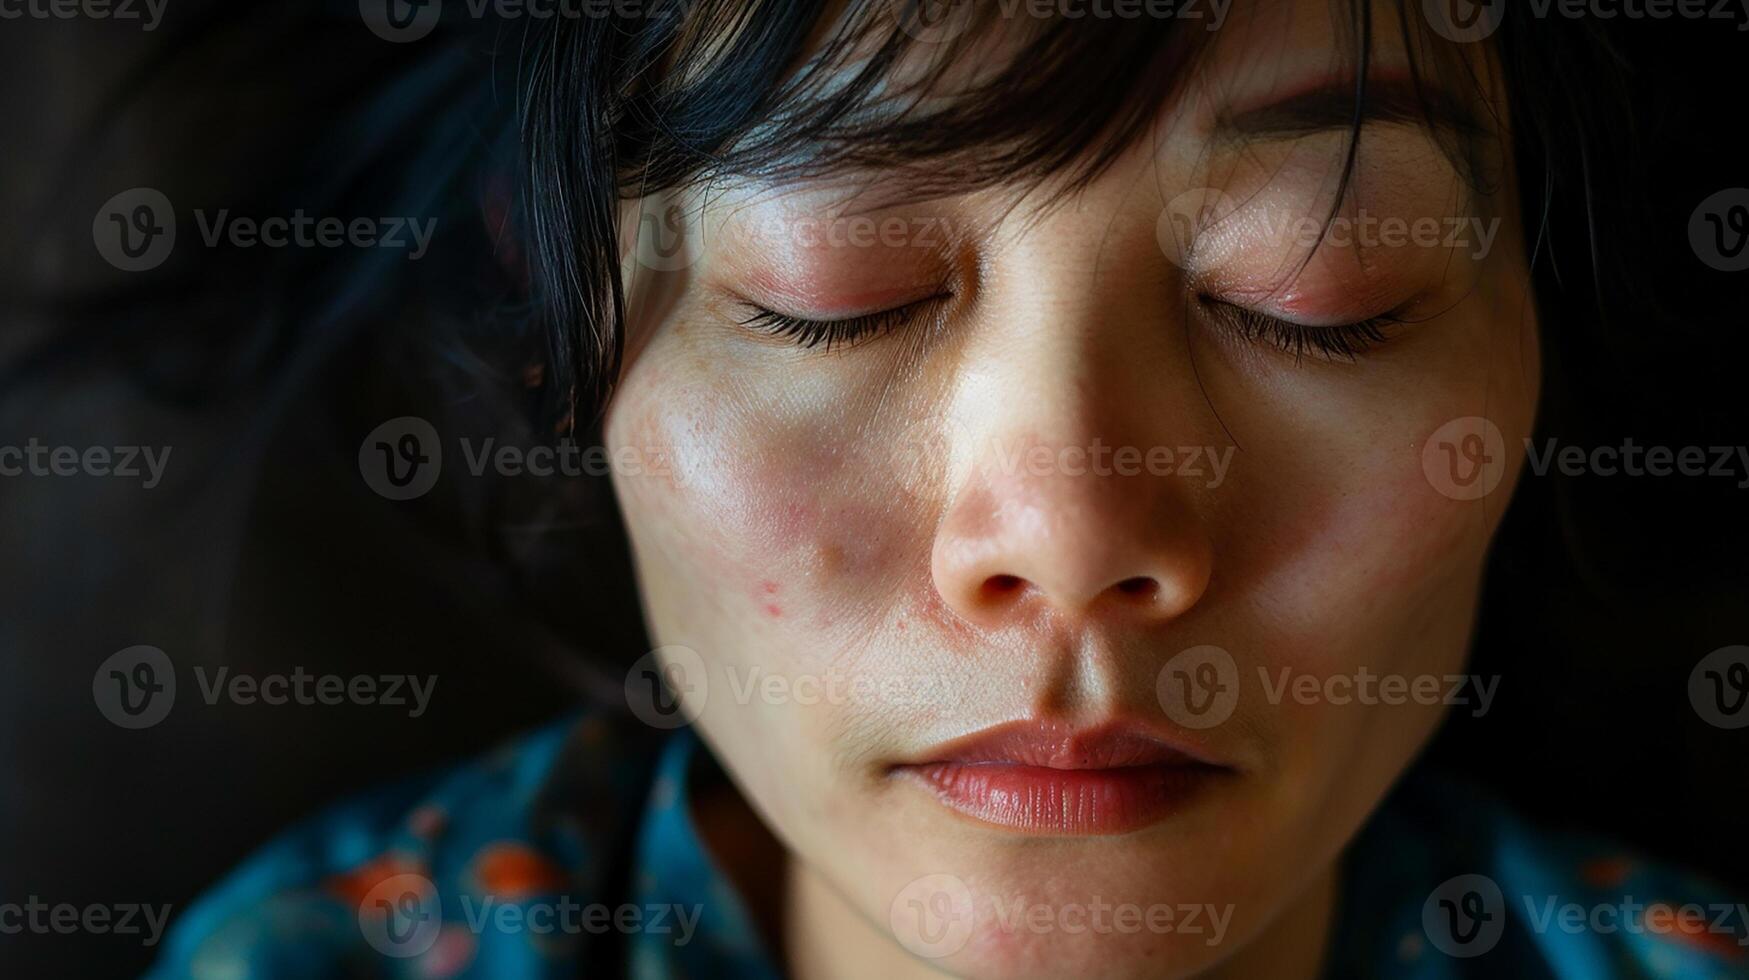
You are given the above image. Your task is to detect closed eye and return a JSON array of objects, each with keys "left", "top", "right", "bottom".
[
  {"left": 1200, "top": 298, "right": 1404, "bottom": 363},
  {"left": 740, "top": 294, "right": 1404, "bottom": 360},
  {"left": 738, "top": 296, "right": 945, "bottom": 351}
]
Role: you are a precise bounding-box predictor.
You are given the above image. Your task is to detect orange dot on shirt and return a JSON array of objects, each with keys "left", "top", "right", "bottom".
[
  {"left": 473, "top": 842, "right": 570, "bottom": 900},
  {"left": 325, "top": 854, "right": 427, "bottom": 906},
  {"left": 1579, "top": 856, "right": 1633, "bottom": 888}
]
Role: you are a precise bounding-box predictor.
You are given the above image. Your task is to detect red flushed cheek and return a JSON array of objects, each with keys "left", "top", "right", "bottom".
[
  {"left": 738, "top": 492, "right": 927, "bottom": 632},
  {"left": 1225, "top": 440, "right": 1500, "bottom": 677},
  {"left": 609, "top": 387, "right": 925, "bottom": 633}
]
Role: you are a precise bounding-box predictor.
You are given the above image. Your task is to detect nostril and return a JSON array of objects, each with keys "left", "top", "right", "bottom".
[
  {"left": 1115, "top": 576, "right": 1159, "bottom": 599},
  {"left": 982, "top": 574, "right": 1025, "bottom": 598}
]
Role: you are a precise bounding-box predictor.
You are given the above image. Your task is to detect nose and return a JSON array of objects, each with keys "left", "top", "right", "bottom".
[
  {"left": 925, "top": 191, "right": 1216, "bottom": 631},
  {"left": 930, "top": 440, "right": 1213, "bottom": 629}
]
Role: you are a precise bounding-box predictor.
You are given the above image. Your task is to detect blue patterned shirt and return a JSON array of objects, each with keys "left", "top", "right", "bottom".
[{"left": 147, "top": 713, "right": 1746, "bottom": 978}]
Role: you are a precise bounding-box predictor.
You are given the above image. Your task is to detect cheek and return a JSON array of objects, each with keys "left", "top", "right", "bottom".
[
  {"left": 1221, "top": 394, "right": 1531, "bottom": 677},
  {"left": 1215, "top": 417, "right": 1515, "bottom": 838},
  {"left": 1215, "top": 286, "right": 1538, "bottom": 673},
  {"left": 605, "top": 364, "right": 924, "bottom": 643},
  {"left": 1272, "top": 462, "right": 1490, "bottom": 641}
]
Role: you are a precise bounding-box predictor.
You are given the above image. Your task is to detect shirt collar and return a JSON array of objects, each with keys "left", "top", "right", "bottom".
[{"left": 627, "top": 728, "right": 783, "bottom": 980}]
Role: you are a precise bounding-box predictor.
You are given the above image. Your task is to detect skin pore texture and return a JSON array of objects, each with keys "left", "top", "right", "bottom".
[{"left": 603, "top": 2, "right": 1539, "bottom": 978}]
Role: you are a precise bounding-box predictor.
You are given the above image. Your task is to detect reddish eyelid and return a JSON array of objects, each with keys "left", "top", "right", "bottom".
[
  {"left": 743, "top": 268, "right": 938, "bottom": 320},
  {"left": 1270, "top": 281, "right": 1409, "bottom": 326},
  {"left": 1210, "top": 253, "right": 1421, "bottom": 326}
]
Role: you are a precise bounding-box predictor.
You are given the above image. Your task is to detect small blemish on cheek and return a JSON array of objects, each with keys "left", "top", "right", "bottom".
[
  {"left": 759, "top": 580, "right": 782, "bottom": 617},
  {"left": 614, "top": 374, "right": 942, "bottom": 638}
]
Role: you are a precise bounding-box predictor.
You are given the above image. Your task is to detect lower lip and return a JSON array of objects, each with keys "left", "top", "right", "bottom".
[{"left": 902, "top": 762, "right": 1220, "bottom": 835}]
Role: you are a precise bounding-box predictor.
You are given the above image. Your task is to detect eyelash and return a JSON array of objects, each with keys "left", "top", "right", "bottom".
[
  {"left": 738, "top": 301, "right": 932, "bottom": 351},
  {"left": 738, "top": 297, "right": 1403, "bottom": 361},
  {"left": 1200, "top": 300, "right": 1401, "bottom": 363}
]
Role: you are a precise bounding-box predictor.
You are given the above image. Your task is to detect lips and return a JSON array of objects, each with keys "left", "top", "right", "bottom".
[{"left": 892, "top": 720, "right": 1230, "bottom": 836}]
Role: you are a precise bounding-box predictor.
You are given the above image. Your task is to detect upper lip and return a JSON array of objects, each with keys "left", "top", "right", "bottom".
[{"left": 894, "top": 719, "right": 1228, "bottom": 771}]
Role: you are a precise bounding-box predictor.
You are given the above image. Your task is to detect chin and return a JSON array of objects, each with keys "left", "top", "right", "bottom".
[{"left": 857, "top": 801, "right": 1267, "bottom": 980}]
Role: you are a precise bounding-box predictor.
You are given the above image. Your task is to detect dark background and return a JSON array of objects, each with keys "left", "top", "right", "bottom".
[{"left": 2, "top": 4, "right": 1746, "bottom": 977}]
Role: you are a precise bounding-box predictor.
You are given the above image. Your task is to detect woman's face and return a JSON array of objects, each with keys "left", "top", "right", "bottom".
[{"left": 605, "top": 2, "right": 1537, "bottom": 977}]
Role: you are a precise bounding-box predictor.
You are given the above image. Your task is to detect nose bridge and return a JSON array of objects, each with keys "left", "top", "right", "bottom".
[{"left": 928, "top": 221, "right": 1214, "bottom": 629}]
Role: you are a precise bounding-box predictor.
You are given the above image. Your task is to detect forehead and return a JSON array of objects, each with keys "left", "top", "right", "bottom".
[
  {"left": 684, "top": 10, "right": 1494, "bottom": 224},
  {"left": 685, "top": 0, "right": 1499, "bottom": 197}
]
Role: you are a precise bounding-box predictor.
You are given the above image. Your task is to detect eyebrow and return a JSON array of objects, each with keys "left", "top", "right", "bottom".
[{"left": 1213, "top": 76, "right": 1492, "bottom": 143}]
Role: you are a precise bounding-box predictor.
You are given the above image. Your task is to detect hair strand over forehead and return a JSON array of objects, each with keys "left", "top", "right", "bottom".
[{"left": 524, "top": 0, "right": 1509, "bottom": 429}]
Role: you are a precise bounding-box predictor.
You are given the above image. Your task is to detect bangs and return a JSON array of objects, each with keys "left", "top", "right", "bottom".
[
  {"left": 629, "top": 3, "right": 1208, "bottom": 197},
  {"left": 521, "top": 0, "right": 1500, "bottom": 419}
]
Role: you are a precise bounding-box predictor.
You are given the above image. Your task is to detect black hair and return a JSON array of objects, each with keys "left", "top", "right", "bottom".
[
  {"left": 523, "top": 0, "right": 1526, "bottom": 422},
  {"left": 14, "top": 14, "right": 1749, "bottom": 975},
  {"left": 4, "top": 0, "right": 1649, "bottom": 694},
  {"left": 11, "top": 0, "right": 1641, "bottom": 437}
]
